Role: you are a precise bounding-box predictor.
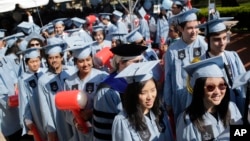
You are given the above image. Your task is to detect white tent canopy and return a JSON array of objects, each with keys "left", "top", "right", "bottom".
[{"left": 0, "top": 0, "right": 72, "bottom": 13}]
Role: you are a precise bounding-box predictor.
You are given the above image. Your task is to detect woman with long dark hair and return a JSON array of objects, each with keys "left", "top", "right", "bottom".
[
  {"left": 112, "top": 61, "right": 174, "bottom": 141},
  {"left": 176, "top": 56, "right": 242, "bottom": 141}
]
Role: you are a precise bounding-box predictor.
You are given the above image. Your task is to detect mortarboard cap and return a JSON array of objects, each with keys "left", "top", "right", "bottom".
[
  {"left": 52, "top": 18, "right": 68, "bottom": 26},
  {"left": 232, "top": 71, "right": 250, "bottom": 89},
  {"left": 197, "top": 17, "right": 234, "bottom": 36},
  {"left": 43, "top": 43, "right": 65, "bottom": 55},
  {"left": 125, "top": 27, "right": 143, "bottom": 43},
  {"left": 115, "top": 60, "right": 160, "bottom": 83},
  {"left": 46, "top": 36, "right": 65, "bottom": 45},
  {"left": 110, "top": 44, "right": 147, "bottom": 57},
  {"left": 173, "top": 0, "right": 183, "bottom": 6},
  {"left": 41, "top": 23, "right": 54, "bottom": 34},
  {"left": 17, "top": 22, "right": 41, "bottom": 35},
  {"left": 25, "top": 32, "right": 45, "bottom": 42},
  {"left": 113, "top": 10, "right": 123, "bottom": 18},
  {"left": 184, "top": 56, "right": 224, "bottom": 87},
  {"left": 3, "top": 32, "right": 25, "bottom": 48},
  {"left": 65, "top": 28, "right": 81, "bottom": 36},
  {"left": 65, "top": 36, "right": 94, "bottom": 59},
  {"left": 70, "top": 17, "right": 86, "bottom": 28},
  {"left": 175, "top": 8, "right": 200, "bottom": 24},
  {"left": 93, "top": 25, "right": 104, "bottom": 32},
  {"left": 111, "top": 32, "right": 127, "bottom": 40},
  {"left": 161, "top": 0, "right": 173, "bottom": 10},
  {"left": 138, "top": 7, "right": 147, "bottom": 18},
  {"left": 18, "top": 39, "right": 28, "bottom": 51},
  {"left": 18, "top": 47, "right": 42, "bottom": 59},
  {"left": 99, "top": 13, "right": 112, "bottom": 20},
  {"left": 0, "top": 29, "right": 6, "bottom": 39}
]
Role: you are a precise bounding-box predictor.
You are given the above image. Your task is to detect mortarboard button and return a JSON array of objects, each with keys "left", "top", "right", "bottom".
[{"left": 115, "top": 60, "right": 160, "bottom": 83}]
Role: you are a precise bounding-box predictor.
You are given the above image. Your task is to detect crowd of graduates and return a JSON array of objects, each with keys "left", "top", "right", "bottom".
[{"left": 0, "top": 0, "right": 249, "bottom": 141}]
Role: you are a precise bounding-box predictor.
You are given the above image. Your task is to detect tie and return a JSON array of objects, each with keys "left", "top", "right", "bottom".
[{"left": 34, "top": 72, "right": 38, "bottom": 79}]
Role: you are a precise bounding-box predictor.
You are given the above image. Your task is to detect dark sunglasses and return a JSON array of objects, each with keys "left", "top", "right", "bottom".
[
  {"left": 204, "top": 83, "right": 227, "bottom": 92},
  {"left": 30, "top": 43, "right": 40, "bottom": 47}
]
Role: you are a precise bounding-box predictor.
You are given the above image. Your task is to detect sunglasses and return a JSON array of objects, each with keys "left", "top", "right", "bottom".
[
  {"left": 204, "top": 83, "right": 227, "bottom": 92},
  {"left": 30, "top": 43, "right": 40, "bottom": 47}
]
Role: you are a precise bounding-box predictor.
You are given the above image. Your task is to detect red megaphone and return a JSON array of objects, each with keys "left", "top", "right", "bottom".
[
  {"left": 55, "top": 90, "right": 88, "bottom": 133},
  {"left": 86, "top": 15, "right": 97, "bottom": 25},
  {"left": 93, "top": 47, "right": 114, "bottom": 69}
]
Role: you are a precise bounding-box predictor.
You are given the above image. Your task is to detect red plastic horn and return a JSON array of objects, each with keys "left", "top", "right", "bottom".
[
  {"left": 93, "top": 47, "right": 114, "bottom": 69},
  {"left": 55, "top": 90, "right": 89, "bottom": 133},
  {"left": 86, "top": 15, "right": 97, "bottom": 25}
]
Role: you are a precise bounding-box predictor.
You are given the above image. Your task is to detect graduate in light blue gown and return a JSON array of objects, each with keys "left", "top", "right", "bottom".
[
  {"left": 155, "top": 1, "right": 173, "bottom": 47},
  {"left": 37, "top": 43, "right": 76, "bottom": 141},
  {"left": 64, "top": 37, "right": 108, "bottom": 141},
  {"left": 136, "top": 7, "right": 151, "bottom": 45},
  {"left": 0, "top": 53, "right": 21, "bottom": 140},
  {"left": 163, "top": 8, "right": 208, "bottom": 122},
  {"left": 99, "top": 13, "right": 118, "bottom": 41},
  {"left": 17, "top": 47, "right": 47, "bottom": 140},
  {"left": 112, "top": 10, "right": 128, "bottom": 40},
  {"left": 93, "top": 44, "right": 147, "bottom": 141},
  {"left": 112, "top": 60, "right": 174, "bottom": 141},
  {"left": 176, "top": 56, "right": 242, "bottom": 141},
  {"left": 198, "top": 17, "right": 247, "bottom": 115}
]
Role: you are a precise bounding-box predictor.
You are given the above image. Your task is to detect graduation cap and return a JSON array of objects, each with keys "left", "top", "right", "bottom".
[
  {"left": 173, "top": 0, "right": 184, "bottom": 6},
  {"left": 65, "top": 37, "right": 95, "bottom": 59},
  {"left": 65, "top": 28, "right": 81, "bottom": 35},
  {"left": 68, "top": 17, "right": 86, "bottom": 28},
  {"left": 232, "top": 71, "right": 250, "bottom": 89},
  {"left": 24, "top": 32, "right": 45, "bottom": 42},
  {"left": 183, "top": 56, "right": 224, "bottom": 87},
  {"left": 0, "top": 29, "right": 6, "bottom": 39},
  {"left": 111, "top": 32, "right": 127, "bottom": 41},
  {"left": 17, "top": 22, "right": 40, "bottom": 35},
  {"left": 125, "top": 27, "right": 143, "bottom": 43},
  {"left": 110, "top": 44, "right": 147, "bottom": 58},
  {"left": 161, "top": 0, "right": 173, "bottom": 10},
  {"left": 92, "top": 25, "right": 104, "bottom": 32},
  {"left": 41, "top": 23, "right": 54, "bottom": 34},
  {"left": 3, "top": 32, "right": 25, "bottom": 48},
  {"left": 52, "top": 18, "right": 68, "bottom": 26},
  {"left": 18, "top": 39, "right": 28, "bottom": 51},
  {"left": 113, "top": 10, "right": 123, "bottom": 18},
  {"left": 138, "top": 7, "right": 147, "bottom": 18},
  {"left": 99, "top": 13, "right": 112, "bottom": 20},
  {"left": 46, "top": 37, "right": 65, "bottom": 45},
  {"left": 197, "top": 17, "right": 234, "bottom": 36},
  {"left": 43, "top": 43, "right": 66, "bottom": 55},
  {"left": 115, "top": 60, "right": 160, "bottom": 83},
  {"left": 17, "top": 47, "right": 42, "bottom": 59},
  {"left": 174, "top": 8, "right": 200, "bottom": 24}
]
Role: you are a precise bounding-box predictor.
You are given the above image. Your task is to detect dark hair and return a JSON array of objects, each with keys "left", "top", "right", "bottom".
[
  {"left": 27, "top": 38, "right": 44, "bottom": 48},
  {"left": 25, "top": 56, "right": 41, "bottom": 64},
  {"left": 184, "top": 77, "right": 231, "bottom": 132},
  {"left": 92, "top": 30, "right": 106, "bottom": 41},
  {"left": 123, "top": 78, "right": 162, "bottom": 131}
]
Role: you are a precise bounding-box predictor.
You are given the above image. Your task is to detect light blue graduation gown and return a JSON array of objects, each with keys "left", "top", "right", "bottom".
[
  {"left": 156, "top": 16, "right": 169, "bottom": 45},
  {"left": 18, "top": 68, "right": 47, "bottom": 139},
  {"left": 176, "top": 102, "right": 242, "bottom": 141},
  {"left": 200, "top": 51, "right": 246, "bottom": 115},
  {"left": 0, "top": 57, "right": 21, "bottom": 136},
  {"left": 37, "top": 66, "right": 76, "bottom": 141},
  {"left": 163, "top": 35, "right": 208, "bottom": 122},
  {"left": 138, "top": 18, "right": 151, "bottom": 42},
  {"left": 64, "top": 68, "right": 108, "bottom": 141},
  {"left": 78, "top": 29, "right": 94, "bottom": 43},
  {"left": 115, "top": 20, "right": 128, "bottom": 41},
  {"left": 112, "top": 110, "right": 175, "bottom": 141},
  {"left": 93, "top": 72, "right": 127, "bottom": 141},
  {"left": 5, "top": 53, "right": 21, "bottom": 78}
]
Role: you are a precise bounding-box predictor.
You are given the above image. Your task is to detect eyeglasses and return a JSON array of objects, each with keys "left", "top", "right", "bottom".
[
  {"left": 30, "top": 43, "right": 40, "bottom": 47},
  {"left": 204, "top": 83, "right": 227, "bottom": 92}
]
